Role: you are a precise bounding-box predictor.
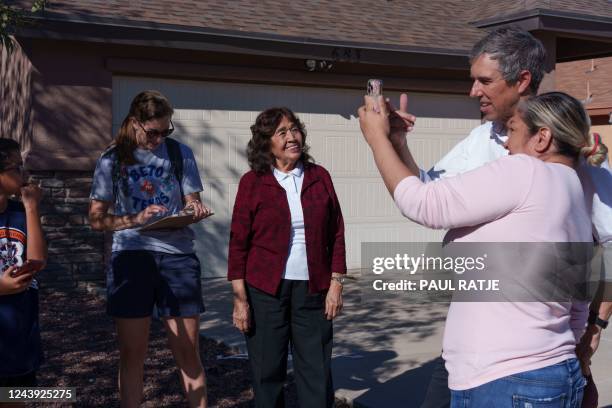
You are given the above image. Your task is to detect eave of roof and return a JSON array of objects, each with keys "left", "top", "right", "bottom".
[
  {"left": 28, "top": 12, "right": 470, "bottom": 56},
  {"left": 18, "top": 12, "right": 473, "bottom": 71},
  {"left": 15, "top": 3, "right": 612, "bottom": 68},
  {"left": 472, "top": 8, "right": 612, "bottom": 28},
  {"left": 472, "top": 8, "right": 612, "bottom": 60}
]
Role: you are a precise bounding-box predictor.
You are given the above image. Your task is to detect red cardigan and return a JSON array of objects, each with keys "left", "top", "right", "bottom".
[{"left": 227, "top": 163, "right": 346, "bottom": 295}]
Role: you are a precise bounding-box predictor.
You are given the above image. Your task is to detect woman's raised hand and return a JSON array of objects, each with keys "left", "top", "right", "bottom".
[
  {"left": 387, "top": 94, "right": 416, "bottom": 147},
  {"left": 358, "top": 95, "right": 391, "bottom": 146}
]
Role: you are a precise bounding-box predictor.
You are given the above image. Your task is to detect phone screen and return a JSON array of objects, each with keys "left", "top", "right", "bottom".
[
  {"left": 10, "top": 260, "right": 44, "bottom": 277},
  {"left": 367, "top": 79, "right": 383, "bottom": 97}
]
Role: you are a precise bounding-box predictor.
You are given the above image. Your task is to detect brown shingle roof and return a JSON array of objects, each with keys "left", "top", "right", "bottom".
[
  {"left": 9, "top": 0, "right": 484, "bottom": 52},
  {"left": 472, "top": 0, "right": 612, "bottom": 23},
  {"left": 8, "top": 0, "right": 612, "bottom": 54}
]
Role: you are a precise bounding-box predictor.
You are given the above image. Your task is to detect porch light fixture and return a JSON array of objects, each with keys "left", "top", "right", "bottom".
[
  {"left": 304, "top": 59, "right": 333, "bottom": 72},
  {"left": 305, "top": 59, "right": 317, "bottom": 71}
]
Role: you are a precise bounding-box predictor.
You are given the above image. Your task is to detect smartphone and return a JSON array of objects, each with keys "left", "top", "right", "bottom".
[
  {"left": 10, "top": 259, "right": 45, "bottom": 278},
  {"left": 367, "top": 79, "right": 383, "bottom": 98}
]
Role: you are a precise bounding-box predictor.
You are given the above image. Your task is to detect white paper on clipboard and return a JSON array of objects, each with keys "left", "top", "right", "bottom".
[{"left": 138, "top": 212, "right": 214, "bottom": 231}]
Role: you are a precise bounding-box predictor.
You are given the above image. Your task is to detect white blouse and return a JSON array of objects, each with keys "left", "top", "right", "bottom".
[{"left": 273, "top": 163, "right": 309, "bottom": 280}]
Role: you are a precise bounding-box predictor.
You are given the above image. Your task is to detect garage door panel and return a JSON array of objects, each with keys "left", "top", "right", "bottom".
[
  {"left": 324, "top": 135, "right": 360, "bottom": 175},
  {"left": 345, "top": 223, "right": 445, "bottom": 267},
  {"left": 173, "top": 126, "right": 250, "bottom": 179},
  {"left": 217, "top": 129, "right": 249, "bottom": 175},
  {"left": 323, "top": 178, "right": 409, "bottom": 221},
  {"left": 113, "top": 77, "right": 479, "bottom": 276},
  {"left": 303, "top": 132, "right": 381, "bottom": 178},
  {"left": 193, "top": 177, "right": 236, "bottom": 218},
  {"left": 173, "top": 109, "right": 211, "bottom": 122},
  {"left": 191, "top": 218, "right": 230, "bottom": 278}
]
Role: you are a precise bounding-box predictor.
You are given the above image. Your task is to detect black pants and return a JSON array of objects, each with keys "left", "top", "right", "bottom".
[
  {"left": 246, "top": 280, "right": 334, "bottom": 408},
  {"left": 420, "top": 355, "right": 450, "bottom": 408}
]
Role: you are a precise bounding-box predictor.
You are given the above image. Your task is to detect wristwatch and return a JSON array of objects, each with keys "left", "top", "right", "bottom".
[
  {"left": 588, "top": 310, "right": 609, "bottom": 330},
  {"left": 331, "top": 276, "right": 346, "bottom": 286}
]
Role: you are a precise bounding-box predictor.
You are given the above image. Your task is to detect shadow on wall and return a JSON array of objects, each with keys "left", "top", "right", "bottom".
[
  {"left": 29, "top": 74, "right": 112, "bottom": 168},
  {"left": 0, "top": 40, "right": 33, "bottom": 149},
  {"left": 142, "top": 79, "right": 480, "bottom": 121},
  {"left": 5, "top": 38, "right": 114, "bottom": 169},
  {"left": 171, "top": 119, "right": 245, "bottom": 279}
]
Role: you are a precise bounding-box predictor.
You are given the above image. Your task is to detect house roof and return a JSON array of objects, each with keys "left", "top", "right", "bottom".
[
  {"left": 557, "top": 56, "right": 612, "bottom": 113},
  {"left": 11, "top": 0, "right": 482, "bottom": 53},
  {"left": 9, "top": 0, "right": 612, "bottom": 56},
  {"left": 471, "top": 0, "right": 612, "bottom": 24}
]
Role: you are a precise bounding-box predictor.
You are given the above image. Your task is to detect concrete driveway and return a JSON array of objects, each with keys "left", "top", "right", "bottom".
[{"left": 200, "top": 277, "right": 612, "bottom": 408}]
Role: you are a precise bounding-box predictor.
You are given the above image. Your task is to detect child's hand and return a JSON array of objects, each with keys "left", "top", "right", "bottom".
[
  {"left": 20, "top": 184, "right": 42, "bottom": 211},
  {"left": 0, "top": 266, "right": 34, "bottom": 296}
]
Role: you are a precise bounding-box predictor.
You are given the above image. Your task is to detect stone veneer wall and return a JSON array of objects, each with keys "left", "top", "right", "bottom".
[{"left": 29, "top": 170, "right": 107, "bottom": 288}]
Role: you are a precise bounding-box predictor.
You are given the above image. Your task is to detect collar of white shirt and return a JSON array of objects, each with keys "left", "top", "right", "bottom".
[{"left": 272, "top": 162, "right": 304, "bottom": 181}]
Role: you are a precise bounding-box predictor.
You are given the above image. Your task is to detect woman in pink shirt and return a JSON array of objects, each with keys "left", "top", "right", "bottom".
[{"left": 359, "top": 92, "right": 608, "bottom": 408}]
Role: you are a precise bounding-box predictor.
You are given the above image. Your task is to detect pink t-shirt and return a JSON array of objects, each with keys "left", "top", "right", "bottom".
[{"left": 393, "top": 154, "right": 592, "bottom": 390}]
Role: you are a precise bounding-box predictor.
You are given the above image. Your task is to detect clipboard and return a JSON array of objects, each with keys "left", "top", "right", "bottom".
[{"left": 138, "top": 212, "right": 214, "bottom": 231}]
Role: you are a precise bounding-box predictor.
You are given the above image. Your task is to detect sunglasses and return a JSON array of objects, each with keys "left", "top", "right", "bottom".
[{"left": 137, "top": 120, "right": 174, "bottom": 139}]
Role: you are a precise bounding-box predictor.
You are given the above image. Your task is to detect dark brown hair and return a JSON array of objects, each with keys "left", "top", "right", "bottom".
[
  {"left": 0, "top": 139, "right": 21, "bottom": 172},
  {"left": 247, "top": 107, "right": 313, "bottom": 173},
  {"left": 112, "top": 90, "right": 174, "bottom": 165}
]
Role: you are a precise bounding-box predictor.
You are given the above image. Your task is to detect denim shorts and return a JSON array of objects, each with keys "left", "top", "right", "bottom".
[
  {"left": 107, "top": 250, "right": 205, "bottom": 318},
  {"left": 451, "top": 358, "right": 586, "bottom": 408}
]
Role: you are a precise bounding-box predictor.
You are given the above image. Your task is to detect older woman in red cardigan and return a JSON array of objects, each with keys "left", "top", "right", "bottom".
[{"left": 228, "top": 107, "right": 346, "bottom": 408}]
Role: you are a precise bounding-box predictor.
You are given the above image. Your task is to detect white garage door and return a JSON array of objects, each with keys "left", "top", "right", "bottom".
[{"left": 113, "top": 76, "right": 481, "bottom": 277}]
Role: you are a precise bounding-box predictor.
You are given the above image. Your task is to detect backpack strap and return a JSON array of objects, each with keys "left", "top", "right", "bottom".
[
  {"left": 100, "top": 145, "right": 121, "bottom": 207},
  {"left": 165, "top": 137, "right": 185, "bottom": 205}
]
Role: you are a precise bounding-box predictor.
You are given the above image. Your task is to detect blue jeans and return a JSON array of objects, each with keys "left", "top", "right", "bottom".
[{"left": 451, "top": 359, "right": 586, "bottom": 408}]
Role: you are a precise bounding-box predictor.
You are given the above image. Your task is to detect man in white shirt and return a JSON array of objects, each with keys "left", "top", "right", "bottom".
[{"left": 390, "top": 26, "right": 612, "bottom": 408}]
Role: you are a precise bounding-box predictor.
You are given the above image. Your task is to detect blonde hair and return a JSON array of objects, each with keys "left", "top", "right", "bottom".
[
  {"left": 519, "top": 92, "right": 608, "bottom": 166},
  {"left": 579, "top": 132, "right": 608, "bottom": 167}
]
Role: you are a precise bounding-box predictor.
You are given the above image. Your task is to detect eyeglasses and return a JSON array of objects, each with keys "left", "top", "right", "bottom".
[
  {"left": 137, "top": 120, "right": 174, "bottom": 139},
  {"left": 275, "top": 126, "right": 301, "bottom": 138}
]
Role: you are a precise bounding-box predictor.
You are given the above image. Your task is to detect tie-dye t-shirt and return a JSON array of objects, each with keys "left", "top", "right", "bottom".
[{"left": 90, "top": 141, "right": 203, "bottom": 254}]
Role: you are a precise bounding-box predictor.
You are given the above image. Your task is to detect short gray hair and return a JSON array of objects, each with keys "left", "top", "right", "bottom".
[{"left": 470, "top": 26, "right": 546, "bottom": 94}]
